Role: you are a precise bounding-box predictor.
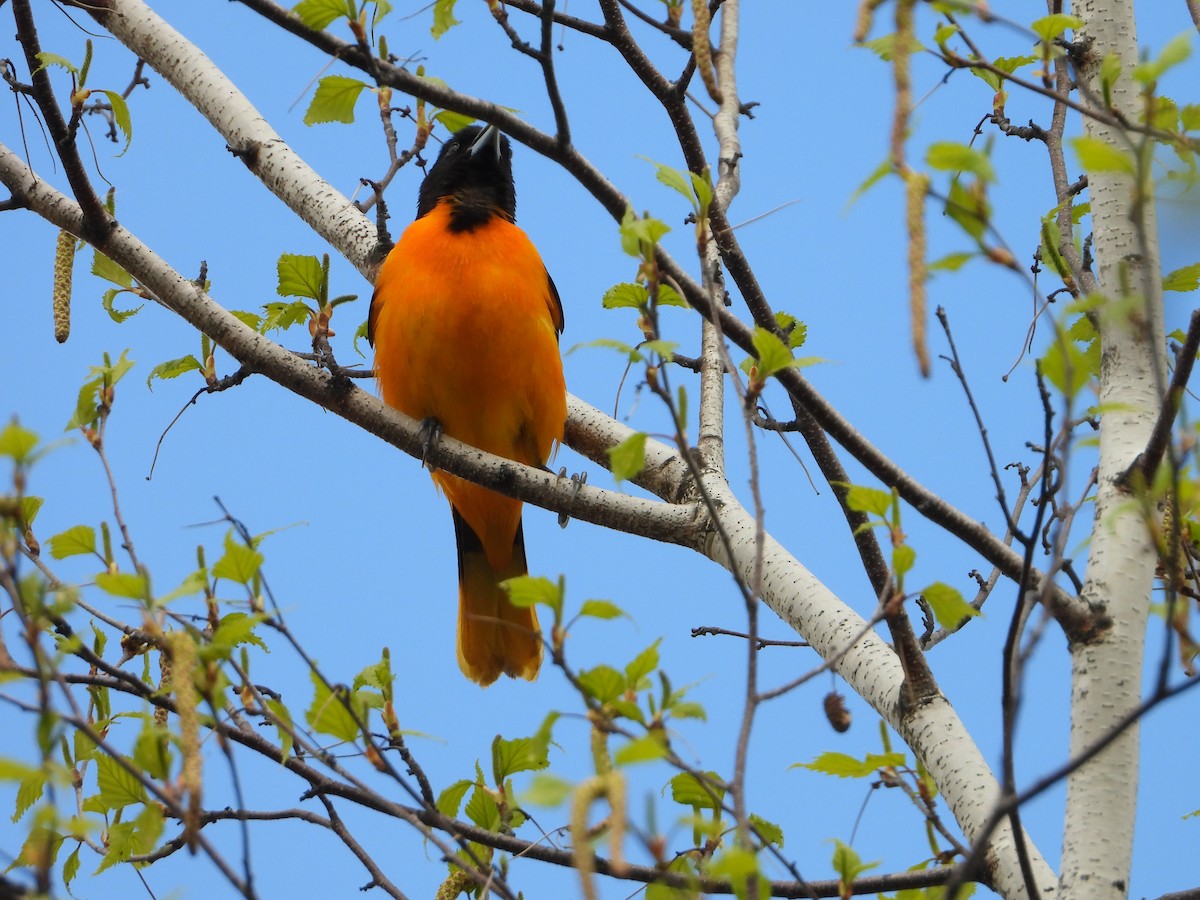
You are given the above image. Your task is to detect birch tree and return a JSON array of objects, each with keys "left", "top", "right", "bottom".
[{"left": 1, "top": 1, "right": 1197, "bottom": 898}]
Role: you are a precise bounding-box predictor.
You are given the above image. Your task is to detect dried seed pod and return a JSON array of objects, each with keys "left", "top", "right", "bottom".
[{"left": 824, "top": 690, "right": 852, "bottom": 733}]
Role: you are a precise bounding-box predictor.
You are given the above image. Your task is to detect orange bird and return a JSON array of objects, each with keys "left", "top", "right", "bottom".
[{"left": 368, "top": 124, "right": 566, "bottom": 686}]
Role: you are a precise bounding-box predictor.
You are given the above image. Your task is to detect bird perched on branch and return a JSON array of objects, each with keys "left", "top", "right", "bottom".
[{"left": 369, "top": 123, "right": 566, "bottom": 686}]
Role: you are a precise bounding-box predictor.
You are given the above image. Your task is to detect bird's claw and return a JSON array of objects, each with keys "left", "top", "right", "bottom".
[
  {"left": 556, "top": 468, "right": 587, "bottom": 528},
  {"left": 419, "top": 418, "right": 443, "bottom": 471}
]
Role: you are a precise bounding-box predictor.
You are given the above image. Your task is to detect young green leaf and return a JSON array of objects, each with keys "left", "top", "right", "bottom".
[
  {"left": 431, "top": 0, "right": 460, "bottom": 38},
  {"left": 100, "top": 90, "right": 133, "bottom": 155},
  {"left": 669, "top": 771, "right": 725, "bottom": 810},
  {"left": 926, "top": 141, "right": 995, "bottom": 182},
  {"left": 792, "top": 750, "right": 905, "bottom": 778},
  {"left": 578, "top": 664, "right": 626, "bottom": 704},
  {"left": 277, "top": 253, "right": 325, "bottom": 300},
  {"left": 48, "top": 525, "right": 96, "bottom": 560},
  {"left": 625, "top": 639, "right": 661, "bottom": 688},
  {"left": 522, "top": 773, "right": 573, "bottom": 807},
  {"left": 1163, "top": 262, "right": 1200, "bottom": 292},
  {"left": 502, "top": 574, "right": 562, "bottom": 617},
  {"left": 304, "top": 75, "right": 368, "bottom": 125},
  {"left": 0, "top": 421, "right": 40, "bottom": 464},
  {"left": 1030, "top": 13, "right": 1082, "bottom": 43},
  {"left": 921, "top": 582, "right": 980, "bottom": 630},
  {"left": 603, "top": 282, "right": 650, "bottom": 309},
  {"left": 94, "top": 572, "right": 149, "bottom": 601},
  {"left": 293, "top": 0, "right": 353, "bottom": 30},
  {"left": 607, "top": 432, "right": 647, "bottom": 484},
  {"left": 614, "top": 734, "right": 668, "bottom": 766},
  {"left": 305, "top": 671, "right": 360, "bottom": 743},
  {"left": 1071, "top": 136, "right": 1136, "bottom": 176},
  {"left": 830, "top": 838, "right": 880, "bottom": 889},
  {"left": 578, "top": 599, "right": 627, "bottom": 620},
  {"left": 146, "top": 355, "right": 202, "bottom": 390},
  {"left": 212, "top": 531, "right": 264, "bottom": 586},
  {"left": 842, "top": 484, "right": 894, "bottom": 517},
  {"left": 92, "top": 755, "right": 148, "bottom": 811},
  {"left": 92, "top": 251, "right": 133, "bottom": 288}
]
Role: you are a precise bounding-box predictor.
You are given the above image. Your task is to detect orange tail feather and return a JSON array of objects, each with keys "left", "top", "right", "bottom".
[{"left": 453, "top": 509, "right": 542, "bottom": 686}]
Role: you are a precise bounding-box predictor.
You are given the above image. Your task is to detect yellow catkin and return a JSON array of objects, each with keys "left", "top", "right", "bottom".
[
  {"left": 434, "top": 868, "right": 474, "bottom": 899},
  {"left": 155, "top": 649, "right": 171, "bottom": 728},
  {"left": 52, "top": 230, "right": 74, "bottom": 344},
  {"left": 570, "top": 770, "right": 628, "bottom": 898},
  {"left": 906, "top": 172, "right": 931, "bottom": 377},
  {"left": 166, "top": 630, "right": 202, "bottom": 852},
  {"left": 690, "top": 0, "right": 723, "bottom": 105}
]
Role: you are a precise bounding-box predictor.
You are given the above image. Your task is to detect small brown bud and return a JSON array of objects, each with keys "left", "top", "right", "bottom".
[{"left": 823, "top": 690, "right": 851, "bottom": 733}]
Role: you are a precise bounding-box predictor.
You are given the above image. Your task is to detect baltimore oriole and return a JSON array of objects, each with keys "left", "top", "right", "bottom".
[{"left": 368, "top": 124, "right": 566, "bottom": 686}]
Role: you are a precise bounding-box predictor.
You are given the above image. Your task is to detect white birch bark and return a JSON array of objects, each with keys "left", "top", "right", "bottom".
[{"left": 1062, "top": 1, "right": 1166, "bottom": 896}]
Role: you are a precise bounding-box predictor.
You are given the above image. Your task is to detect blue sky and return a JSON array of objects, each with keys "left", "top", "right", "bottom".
[{"left": 2, "top": 2, "right": 1198, "bottom": 898}]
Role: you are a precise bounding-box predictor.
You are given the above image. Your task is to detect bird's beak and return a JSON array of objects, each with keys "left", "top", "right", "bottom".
[{"left": 470, "top": 124, "right": 502, "bottom": 160}]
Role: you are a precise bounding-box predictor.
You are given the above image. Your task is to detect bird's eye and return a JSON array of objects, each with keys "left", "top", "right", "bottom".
[{"left": 445, "top": 141, "right": 459, "bottom": 153}]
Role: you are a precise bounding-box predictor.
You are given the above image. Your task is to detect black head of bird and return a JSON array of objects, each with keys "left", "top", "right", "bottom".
[{"left": 417, "top": 124, "right": 517, "bottom": 229}]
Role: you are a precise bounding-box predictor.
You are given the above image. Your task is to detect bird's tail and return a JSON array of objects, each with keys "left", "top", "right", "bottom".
[{"left": 452, "top": 507, "right": 542, "bottom": 686}]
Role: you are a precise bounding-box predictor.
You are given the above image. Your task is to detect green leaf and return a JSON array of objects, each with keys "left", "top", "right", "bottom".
[
  {"left": 641, "top": 157, "right": 700, "bottom": 213},
  {"left": 100, "top": 90, "right": 132, "bottom": 155},
  {"left": 1163, "top": 263, "right": 1200, "bottom": 292},
  {"left": 12, "top": 770, "right": 46, "bottom": 822},
  {"left": 619, "top": 209, "right": 671, "bottom": 257},
  {"left": 431, "top": 0, "right": 460, "bottom": 38},
  {"left": 846, "top": 158, "right": 893, "bottom": 210},
  {"left": 464, "top": 782, "right": 501, "bottom": 831},
  {"left": 493, "top": 714, "right": 555, "bottom": 782},
  {"left": 578, "top": 599, "right": 627, "bottom": 620},
  {"left": 146, "top": 355, "right": 202, "bottom": 390},
  {"left": 62, "top": 844, "right": 81, "bottom": 887},
  {"left": 1040, "top": 331, "right": 1096, "bottom": 399},
  {"left": 261, "top": 300, "right": 313, "bottom": 333},
  {"left": 646, "top": 855, "right": 700, "bottom": 900},
  {"left": 842, "top": 484, "right": 893, "bottom": 517},
  {"left": 945, "top": 178, "right": 989, "bottom": 241},
  {"left": 670, "top": 771, "right": 724, "bottom": 810},
  {"left": 93, "top": 755, "right": 148, "bottom": 811},
  {"left": 1030, "top": 13, "right": 1082, "bottom": 43},
  {"left": 929, "top": 251, "right": 976, "bottom": 272},
  {"left": 523, "top": 773, "right": 572, "bottom": 807},
  {"left": 293, "top": 0, "right": 352, "bottom": 29},
  {"left": 204, "top": 612, "right": 269, "bottom": 659},
  {"left": 578, "top": 665, "right": 625, "bottom": 704},
  {"left": 305, "top": 670, "right": 359, "bottom": 743},
  {"left": 602, "top": 282, "right": 649, "bottom": 309},
  {"left": 92, "top": 251, "right": 133, "bottom": 288},
  {"left": 748, "top": 326, "right": 799, "bottom": 379},
  {"left": 231, "top": 309, "right": 264, "bottom": 331},
  {"left": 101, "top": 288, "right": 143, "bottom": 324},
  {"left": 0, "top": 421, "right": 40, "bottom": 463},
  {"left": 625, "top": 639, "right": 660, "bottom": 688},
  {"left": 1133, "top": 32, "right": 1192, "bottom": 85},
  {"left": 830, "top": 838, "right": 880, "bottom": 888},
  {"left": 614, "top": 734, "right": 667, "bottom": 766},
  {"left": 749, "top": 813, "right": 783, "bottom": 848},
  {"left": 709, "top": 847, "right": 768, "bottom": 900},
  {"left": 892, "top": 543, "right": 916, "bottom": 577},
  {"left": 1181, "top": 104, "right": 1200, "bottom": 132},
  {"left": 921, "top": 582, "right": 980, "bottom": 630},
  {"left": 437, "top": 779, "right": 474, "bottom": 818},
  {"left": 132, "top": 725, "right": 172, "bottom": 781},
  {"left": 156, "top": 569, "right": 207, "bottom": 606},
  {"left": 1071, "top": 136, "right": 1136, "bottom": 176},
  {"left": 607, "top": 432, "right": 647, "bottom": 484},
  {"left": 34, "top": 51, "right": 78, "bottom": 75},
  {"left": 502, "top": 575, "right": 561, "bottom": 617},
  {"left": 20, "top": 496, "right": 44, "bottom": 527},
  {"left": 926, "top": 141, "right": 995, "bottom": 182},
  {"left": 433, "top": 109, "right": 475, "bottom": 133},
  {"left": 212, "top": 531, "right": 264, "bottom": 586},
  {"left": 774, "top": 312, "right": 807, "bottom": 349},
  {"left": 94, "top": 572, "right": 148, "bottom": 601},
  {"left": 277, "top": 253, "right": 325, "bottom": 300},
  {"left": 48, "top": 525, "right": 96, "bottom": 560},
  {"left": 792, "top": 751, "right": 906, "bottom": 778},
  {"left": 858, "top": 33, "right": 925, "bottom": 61},
  {"left": 304, "top": 75, "right": 368, "bottom": 125}
]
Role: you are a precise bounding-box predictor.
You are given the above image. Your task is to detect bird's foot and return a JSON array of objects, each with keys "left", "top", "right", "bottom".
[
  {"left": 419, "top": 417, "right": 443, "bottom": 471},
  {"left": 556, "top": 468, "right": 588, "bottom": 528}
]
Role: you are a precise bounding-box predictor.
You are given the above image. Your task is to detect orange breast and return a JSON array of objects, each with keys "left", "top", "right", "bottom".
[{"left": 370, "top": 202, "right": 566, "bottom": 561}]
